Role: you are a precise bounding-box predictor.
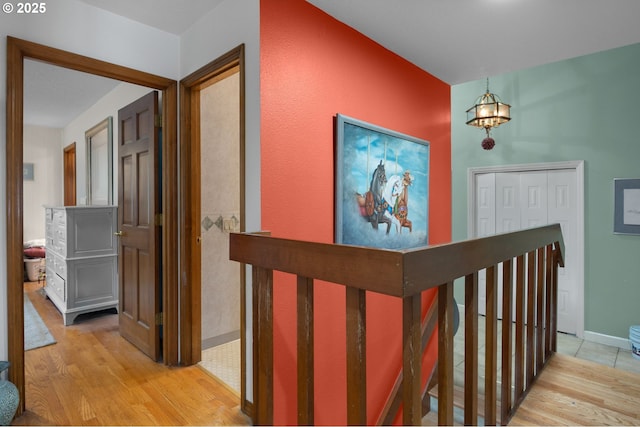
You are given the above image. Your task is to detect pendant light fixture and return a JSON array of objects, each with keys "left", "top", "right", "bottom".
[{"left": 466, "top": 78, "right": 511, "bottom": 150}]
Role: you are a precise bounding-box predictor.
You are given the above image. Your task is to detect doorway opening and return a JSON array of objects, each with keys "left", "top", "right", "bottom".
[
  {"left": 6, "top": 36, "right": 179, "bottom": 416},
  {"left": 196, "top": 66, "right": 242, "bottom": 393},
  {"left": 179, "top": 45, "right": 247, "bottom": 412}
]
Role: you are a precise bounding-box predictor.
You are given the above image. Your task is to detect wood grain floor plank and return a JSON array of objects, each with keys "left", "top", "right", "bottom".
[
  {"left": 14, "top": 282, "right": 250, "bottom": 426},
  {"left": 509, "top": 353, "right": 640, "bottom": 425}
]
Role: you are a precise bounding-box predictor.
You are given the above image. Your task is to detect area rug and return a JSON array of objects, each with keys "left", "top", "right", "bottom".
[{"left": 24, "top": 294, "right": 56, "bottom": 351}]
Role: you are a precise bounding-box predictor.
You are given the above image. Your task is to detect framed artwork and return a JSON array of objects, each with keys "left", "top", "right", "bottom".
[
  {"left": 335, "top": 114, "right": 430, "bottom": 249},
  {"left": 23, "top": 163, "right": 34, "bottom": 181},
  {"left": 614, "top": 178, "right": 640, "bottom": 235}
]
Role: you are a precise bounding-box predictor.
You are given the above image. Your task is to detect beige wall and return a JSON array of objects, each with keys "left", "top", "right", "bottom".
[{"left": 200, "top": 71, "right": 241, "bottom": 347}]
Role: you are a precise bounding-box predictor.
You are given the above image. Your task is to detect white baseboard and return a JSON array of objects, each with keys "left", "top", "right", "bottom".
[
  {"left": 583, "top": 330, "right": 630, "bottom": 350},
  {"left": 456, "top": 304, "right": 630, "bottom": 350}
]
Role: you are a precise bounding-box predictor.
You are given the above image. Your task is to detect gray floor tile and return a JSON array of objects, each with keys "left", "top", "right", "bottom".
[
  {"left": 575, "top": 340, "right": 618, "bottom": 367},
  {"left": 555, "top": 332, "right": 582, "bottom": 356},
  {"left": 614, "top": 349, "right": 640, "bottom": 375}
]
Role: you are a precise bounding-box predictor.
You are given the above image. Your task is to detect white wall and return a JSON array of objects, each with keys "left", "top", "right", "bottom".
[
  {"left": 23, "top": 126, "right": 63, "bottom": 241},
  {"left": 180, "top": 0, "right": 261, "bottom": 233},
  {"left": 0, "top": 0, "right": 180, "bottom": 359},
  {"left": 63, "top": 82, "right": 153, "bottom": 205}
]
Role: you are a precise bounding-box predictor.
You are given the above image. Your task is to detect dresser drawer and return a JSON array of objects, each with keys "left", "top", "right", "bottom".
[
  {"left": 52, "top": 253, "right": 67, "bottom": 279},
  {"left": 52, "top": 208, "right": 66, "bottom": 226},
  {"left": 45, "top": 213, "right": 54, "bottom": 239},
  {"left": 54, "top": 226, "right": 66, "bottom": 245},
  {"left": 46, "top": 271, "right": 66, "bottom": 302}
]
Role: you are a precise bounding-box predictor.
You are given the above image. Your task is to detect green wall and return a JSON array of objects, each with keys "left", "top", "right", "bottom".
[{"left": 451, "top": 42, "right": 640, "bottom": 339}]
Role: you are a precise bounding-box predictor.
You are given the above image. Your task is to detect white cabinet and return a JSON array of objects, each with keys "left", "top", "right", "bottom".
[{"left": 45, "top": 206, "right": 118, "bottom": 325}]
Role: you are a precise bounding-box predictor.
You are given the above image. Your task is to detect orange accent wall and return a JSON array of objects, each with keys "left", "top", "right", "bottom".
[{"left": 260, "top": 0, "right": 451, "bottom": 424}]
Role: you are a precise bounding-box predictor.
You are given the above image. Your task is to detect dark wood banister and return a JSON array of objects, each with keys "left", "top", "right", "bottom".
[{"left": 230, "top": 224, "right": 564, "bottom": 425}]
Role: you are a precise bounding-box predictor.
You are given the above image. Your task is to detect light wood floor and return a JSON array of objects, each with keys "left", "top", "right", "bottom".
[
  {"left": 509, "top": 353, "right": 640, "bottom": 425},
  {"left": 14, "top": 281, "right": 250, "bottom": 426},
  {"left": 423, "top": 352, "right": 640, "bottom": 426}
]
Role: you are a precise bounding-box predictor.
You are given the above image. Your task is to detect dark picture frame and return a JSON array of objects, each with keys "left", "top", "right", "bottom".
[
  {"left": 335, "top": 114, "right": 430, "bottom": 249},
  {"left": 614, "top": 178, "right": 640, "bottom": 235}
]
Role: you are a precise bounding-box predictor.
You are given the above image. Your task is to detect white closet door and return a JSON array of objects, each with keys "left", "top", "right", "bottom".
[
  {"left": 496, "top": 172, "right": 522, "bottom": 233},
  {"left": 474, "top": 170, "right": 577, "bottom": 334},
  {"left": 548, "top": 170, "right": 577, "bottom": 334},
  {"left": 478, "top": 172, "right": 522, "bottom": 318},
  {"left": 494, "top": 172, "right": 547, "bottom": 320},
  {"left": 476, "top": 173, "right": 495, "bottom": 313},
  {"left": 520, "top": 172, "right": 548, "bottom": 229},
  {"left": 476, "top": 173, "right": 496, "bottom": 237}
]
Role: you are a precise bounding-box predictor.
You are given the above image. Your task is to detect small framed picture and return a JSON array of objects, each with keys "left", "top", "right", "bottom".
[
  {"left": 614, "top": 178, "right": 640, "bottom": 235},
  {"left": 23, "top": 163, "right": 34, "bottom": 181}
]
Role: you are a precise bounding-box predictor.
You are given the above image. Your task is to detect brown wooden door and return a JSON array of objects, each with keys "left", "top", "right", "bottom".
[
  {"left": 63, "top": 143, "right": 76, "bottom": 206},
  {"left": 117, "top": 91, "right": 161, "bottom": 361}
]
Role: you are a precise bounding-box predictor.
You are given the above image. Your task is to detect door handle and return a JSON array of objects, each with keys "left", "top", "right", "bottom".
[{"left": 114, "top": 231, "right": 125, "bottom": 237}]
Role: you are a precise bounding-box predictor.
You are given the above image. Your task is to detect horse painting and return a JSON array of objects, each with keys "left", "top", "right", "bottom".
[
  {"left": 362, "top": 160, "right": 392, "bottom": 234},
  {"left": 336, "top": 114, "right": 429, "bottom": 248},
  {"left": 356, "top": 166, "right": 413, "bottom": 235}
]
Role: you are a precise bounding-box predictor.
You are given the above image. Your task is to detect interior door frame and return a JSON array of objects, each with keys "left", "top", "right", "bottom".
[
  {"left": 63, "top": 142, "right": 76, "bottom": 206},
  {"left": 467, "top": 160, "right": 585, "bottom": 337},
  {"left": 6, "top": 36, "right": 179, "bottom": 416},
  {"left": 179, "top": 45, "right": 248, "bottom": 413}
]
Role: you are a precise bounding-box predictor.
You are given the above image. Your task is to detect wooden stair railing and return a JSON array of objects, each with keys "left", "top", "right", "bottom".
[{"left": 229, "top": 224, "right": 564, "bottom": 426}]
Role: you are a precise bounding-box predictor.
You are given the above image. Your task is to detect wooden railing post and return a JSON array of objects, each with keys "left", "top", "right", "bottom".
[
  {"left": 485, "top": 266, "right": 498, "bottom": 425},
  {"left": 346, "top": 287, "right": 367, "bottom": 425},
  {"left": 514, "top": 254, "right": 525, "bottom": 402},
  {"left": 464, "top": 273, "right": 478, "bottom": 426},
  {"left": 297, "top": 276, "right": 314, "bottom": 425},
  {"left": 526, "top": 250, "right": 536, "bottom": 387},
  {"left": 403, "top": 292, "right": 422, "bottom": 425},
  {"left": 437, "top": 282, "right": 454, "bottom": 426},
  {"left": 253, "top": 266, "right": 274, "bottom": 425},
  {"left": 501, "top": 259, "right": 514, "bottom": 423},
  {"left": 545, "top": 245, "right": 553, "bottom": 357},
  {"left": 536, "top": 247, "right": 545, "bottom": 373},
  {"left": 551, "top": 248, "right": 560, "bottom": 351}
]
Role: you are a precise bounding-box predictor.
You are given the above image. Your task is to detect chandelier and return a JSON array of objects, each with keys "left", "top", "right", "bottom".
[{"left": 466, "top": 78, "right": 511, "bottom": 150}]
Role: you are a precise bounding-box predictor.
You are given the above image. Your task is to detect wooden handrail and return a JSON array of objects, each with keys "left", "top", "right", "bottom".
[
  {"left": 230, "top": 225, "right": 564, "bottom": 298},
  {"left": 229, "top": 224, "right": 565, "bottom": 425}
]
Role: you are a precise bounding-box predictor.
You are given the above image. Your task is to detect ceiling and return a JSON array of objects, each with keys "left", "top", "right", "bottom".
[
  {"left": 25, "top": 0, "right": 640, "bottom": 127},
  {"left": 24, "top": 60, "right": 121, "bottom": 128},
  {"left": 25, "top": 0, "right": 226, "bottom": 127},
  {"left": 77, "top": 0, "right": 225, "bottom": 35},
  {"left": 308, "top": 0, "right": 640, "bottom": 85}
]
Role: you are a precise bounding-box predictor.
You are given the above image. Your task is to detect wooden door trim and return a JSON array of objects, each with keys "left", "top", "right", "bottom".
[
  {"left": 466, "top": 160, "right": 585, "bottom": 337},
  {"left": 63, "top": 142, "right": 76, "bottom": 206},
  {"left": 179, "top": 45, "right": 247, "bottom": 412},
  {"left": 5, "top": 36, "right": 179, "bottom": 416}
]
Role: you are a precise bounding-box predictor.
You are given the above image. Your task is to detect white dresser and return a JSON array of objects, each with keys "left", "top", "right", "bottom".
[{"left": 45, "top": 206, "right": 119, "bottom": 325}]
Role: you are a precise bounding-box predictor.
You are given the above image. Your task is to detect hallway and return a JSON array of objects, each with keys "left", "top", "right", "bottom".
[{"left": 15, "top": 281, "right": 249, "bottom": 426}]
